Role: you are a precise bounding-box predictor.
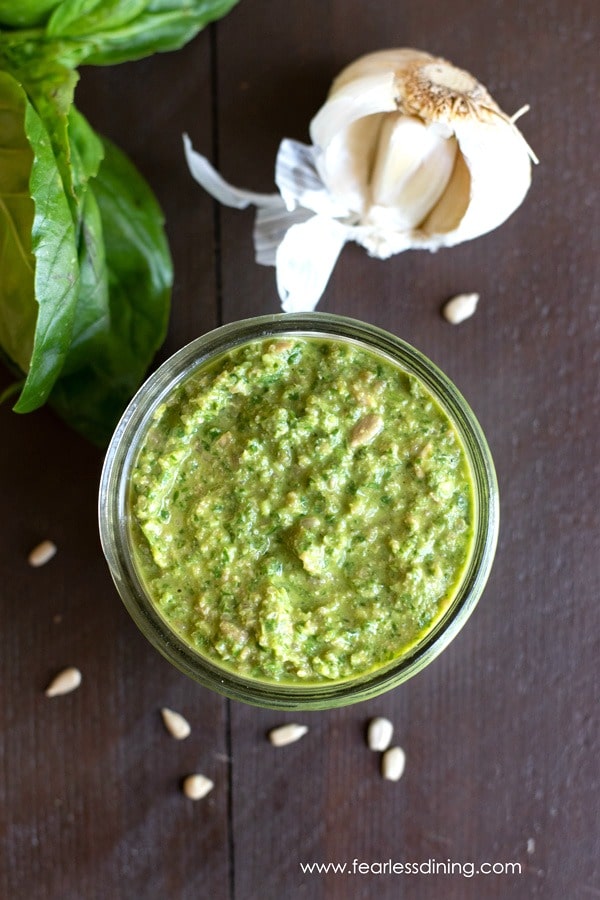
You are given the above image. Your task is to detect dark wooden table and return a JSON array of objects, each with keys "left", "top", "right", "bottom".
[{"left": 2, "top": 2, "right": 598, "bottom": 898}]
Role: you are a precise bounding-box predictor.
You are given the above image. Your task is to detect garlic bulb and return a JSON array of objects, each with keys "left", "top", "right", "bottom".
[
  {"left": 310, "top": 48, "right": 537, "bottom": 259},
  {"left": 183, "top": 48, "right": 536, "bottom": 311}
]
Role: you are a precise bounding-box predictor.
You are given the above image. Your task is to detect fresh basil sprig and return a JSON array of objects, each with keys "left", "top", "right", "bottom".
[
  {"left": 0, "top": 0, "right": 239, "bottom": 67},
  {"left": 0, "top": 0, "right": 239, "bottom": 444}
]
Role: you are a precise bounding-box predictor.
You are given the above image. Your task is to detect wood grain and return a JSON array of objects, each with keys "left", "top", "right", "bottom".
[{"left": 1, "top": 1, "right": 598, "bottom": 898}]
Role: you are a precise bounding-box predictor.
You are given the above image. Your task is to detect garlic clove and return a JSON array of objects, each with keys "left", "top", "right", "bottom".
[
  {"left": 419, "top": 150, "right": 471, "bottom": 237},
  {"left": 320, "top": 115, "right": 384, "bottom": 217},
  {"left": 312, "top": 72, "right": 397, "bottom": 219},
  {"left": 368, "top": 114, "right": 458, "bottom": 231},
  {"left": 310, "top": 72, "right": 397, "bottom": 150},
  {"left": 421, "top": 115, "right": 532, "bottom": 246}
]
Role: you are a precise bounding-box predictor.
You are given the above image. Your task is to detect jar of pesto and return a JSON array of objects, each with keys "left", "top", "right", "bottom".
[{"left": 99, "top": 313, "right": 498, "bottom": 709}]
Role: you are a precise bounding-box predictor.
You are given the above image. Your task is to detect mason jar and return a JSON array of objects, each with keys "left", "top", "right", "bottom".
[{"left": 99, "top": 312, "right": 498, "bottom": 710}]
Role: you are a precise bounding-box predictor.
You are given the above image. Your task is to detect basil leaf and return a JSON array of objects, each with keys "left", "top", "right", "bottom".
[
  {"left": 50, "top": 135, "right": 172, "bottom": 445},
  {"left": 55, "top": 106, "right": 108, "bottom": 377},
  {"left": 1, "top": 0, "right": 240, "bottom": 69},
  {"left": 16, "top": 88, "right": 80, "bottom": 411},
  {"left": 48, "top": 0, "right": 240, "bottom": 66},
  {"left": 0, "top": 44, "right": 82, "bottom": 218},
  {"left": 59, "top": 171, "right": 109, "bottom": 376},
  {"left": 0, "top": 71, "right": 80, "bottom": 413},
  {"left": 68, "top": 103, "right": 104, "bottom": 197},
  {"left": 94, "top": 135, "right": 172, "bottom": 370},
  {"left": 47, "top": 0, "right": 147, "bottom": 37},
  {"left": 0, "top": 72, "right": 36, "bottom": 374},
  {"left": 0, "top": 1, "right": 61, "bottom": 28}
]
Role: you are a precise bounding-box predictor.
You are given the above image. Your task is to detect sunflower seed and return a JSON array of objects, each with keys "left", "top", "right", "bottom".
[
  {"left": 161, "top": 707, "right": 191, "bottom": 740},
  {"left": 382, "top": 746, "right": 406, "bottom": 782},
  {"left": 182, "top": 774, "right": 214, "bottom": 800},
  {"left": 367, "top": 716, "right": 394, "bottom": 752},
  {"left": 442, "top": 292, "right": 479, "bottom": 324},
  {"left": 268, "top": 723, "right": 308, "bottom": 747},
  {"left": 28, "top": 540, "right": 57, "bottom": 567},
  {"left": 45, "top": 667, "right": 82, "bottom": 697}
]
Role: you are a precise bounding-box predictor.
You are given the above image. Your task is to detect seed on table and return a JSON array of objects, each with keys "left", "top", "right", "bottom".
[
  {"left": 45, "top": 667, "right": 82, "bottom": 697},
  {"left": 182, "top": 774, "right": 214, "bottom": 800},
  {"left": 28, "top": 540, "right": 57, "bottom": 568},
  {"left": 161, "top": 707, "right": 191, "bottom": 740},
  {"left": 442, "top": 292, "right": 480, "bottom": 324},
  {"left": 381, "top": 746, "right": 406, "bottom": 782},
  {"left": 367, "top": 716, "right": 394, "bottom": 752},
  {"left": 268, "top": 723, "right": 308, "bottom": 747}
]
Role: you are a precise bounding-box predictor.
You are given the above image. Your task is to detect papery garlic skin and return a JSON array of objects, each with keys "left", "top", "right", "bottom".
[{"left": 310, "top": 48, "right": 535, "bottom": 259}]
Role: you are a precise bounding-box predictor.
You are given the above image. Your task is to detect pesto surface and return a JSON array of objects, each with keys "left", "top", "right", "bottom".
[{"left": 130, "top": 336, "right": 474, "bottom": 684}]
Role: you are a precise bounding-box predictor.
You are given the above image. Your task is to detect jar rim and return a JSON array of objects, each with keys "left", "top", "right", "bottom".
[{"left": 99, "top": 312, "right": 499, "bottom": 710}]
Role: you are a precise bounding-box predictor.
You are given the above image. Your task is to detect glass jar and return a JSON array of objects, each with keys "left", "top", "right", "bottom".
[{"left": 99, "top": 312, "right": 498, "bottom": 709}]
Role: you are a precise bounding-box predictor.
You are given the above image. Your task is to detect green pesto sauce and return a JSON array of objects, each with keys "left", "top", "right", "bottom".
[{"left": 130, "top": 336, "right": 474, "bottom": 684}]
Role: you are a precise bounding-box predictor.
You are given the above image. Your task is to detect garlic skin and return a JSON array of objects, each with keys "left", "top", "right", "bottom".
[{"left": 310, "top": 48, "right": 536, "bottom": 259}]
